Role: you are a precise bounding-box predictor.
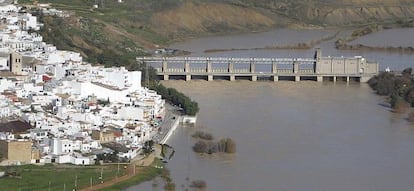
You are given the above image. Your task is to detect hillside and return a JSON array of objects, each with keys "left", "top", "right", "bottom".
[
  {"left": 18, "top": 0, "right": 414, "bottom": 67},
  {"left": 239, "top": 0, "right": 414, "bottom": 26}
]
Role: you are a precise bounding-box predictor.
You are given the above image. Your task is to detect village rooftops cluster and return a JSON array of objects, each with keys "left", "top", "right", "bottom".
[{"left": 0, "top": 3, "right": 165, "bottom": 166}]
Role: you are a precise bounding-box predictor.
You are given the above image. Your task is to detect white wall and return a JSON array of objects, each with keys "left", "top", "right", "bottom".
[
  {"left": 127, "top": 71, "right": 142, "bottom": 90},
  {"left": 0, "top": 57, "right": 9, "bottom": 70},
  {"left": 51, "top": 138, "right": 62, "bottom": 155},
  {"left": 0, "top": 5, "right": 18, "bottom": 13},
  {"left": 0, "top": 78, "right": 14, "bottom": 92},
  {"left": 74, "top": 157, "right": 91, "bottom": 165},
  {"left": 118, "top": 107, "right": 144, "bottom": 121}
]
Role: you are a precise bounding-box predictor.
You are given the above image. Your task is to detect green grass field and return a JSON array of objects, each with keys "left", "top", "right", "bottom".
[
  {"left": 99, "top": 159, "right": 164, "bottom": 191},
  {"left": 0, "top": 164, "right": 127, "bottom": 191}
]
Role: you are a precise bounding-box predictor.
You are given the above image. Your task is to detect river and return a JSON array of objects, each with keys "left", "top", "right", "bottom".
[{"left": 127, "top": 28, "right": 414, "bottom": 191}]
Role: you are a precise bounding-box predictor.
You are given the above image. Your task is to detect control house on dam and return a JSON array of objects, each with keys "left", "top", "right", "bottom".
[{"left": 137, "top": 49, "right": 379, "bottom": 83}]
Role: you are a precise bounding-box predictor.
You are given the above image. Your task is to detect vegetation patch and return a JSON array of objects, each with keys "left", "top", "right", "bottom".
[
  {"left": 150, "top": 83, "right": 199, "bottom": 116},
  {"left": 193, "top": 138, "right": 236, "bottom": 154},
  {"left": 368, "top": 68, "right": 414, "bottom": 113},
  {"left": 190, "top": 179, "right": 207, "bottom": 189},
  {"left": 99, "top": 158, "right": 164, "bottom": 191},
  {"left": 0, "top": 164, "right": 126, "bottom": 191},
  {"left": 159, "top": 168, "right": 175, "bottom": 191},
  {"left": 192, "top": 131, "right": 214, "bottom": 140}
]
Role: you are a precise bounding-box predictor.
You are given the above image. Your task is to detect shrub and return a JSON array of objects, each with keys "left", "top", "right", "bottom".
[
  {"left": 192, "top": 131, "right": 214, "bottom": 140},
  {"left": 368, "top": 68, "right": 414, "bottom": 109},
  {"left": 225, "top": 138, "right": 236, "bottom": 153},
  {"left": 193, "top": 141, "right": 208, "bottom": 153},
  {"left": 193, "top": 139, "right": 236, "bottom": 154},
  {"left": 164, "top": 182, "right": 175, "bottom": 191},
  {"left": 190, "top": 180, "right": 207, "bottom": 189}
]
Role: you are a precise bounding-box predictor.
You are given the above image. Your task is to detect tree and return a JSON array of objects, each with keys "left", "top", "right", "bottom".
[
  {"left": 142, "top": 140, "right": 154, "bottom": 154},
  {"left": 150, "top": 83, "right": 199, "bottom": 116},
  {"left": 225, "top": 138, "right": 236, "bottom": 153},
  {"left": 193, "top": 140, "right": 208, "bottom": 153},
  {"left": 369, "top": 68, "right": 414, "bottom": 109}
]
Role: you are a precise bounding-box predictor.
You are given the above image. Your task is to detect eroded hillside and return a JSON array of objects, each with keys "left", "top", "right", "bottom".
[
  {"left": 150, "top": 2, "right": 276, "bottom": 36},
  {"left": 239, "top": 0, "right": 414, "bottom": 26}
]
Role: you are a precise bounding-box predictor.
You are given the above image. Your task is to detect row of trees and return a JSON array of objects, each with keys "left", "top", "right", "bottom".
[
  {"left": 129, "top": 62, "right": 200, "bottom": 116},
  {"left": 151, "top": 83, "right": 199, "bottom": 116},
  {"left": 368, "top": 68, "right": 414, "bottom": 111}
]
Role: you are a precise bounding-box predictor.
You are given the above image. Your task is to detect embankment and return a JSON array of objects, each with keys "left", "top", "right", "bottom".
[{"left": 204, "top": 31, "right": 339, "bottom": 53}]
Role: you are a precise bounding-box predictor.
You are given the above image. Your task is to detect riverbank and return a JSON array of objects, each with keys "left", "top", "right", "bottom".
[{"left": 203, "top": 30, "right": 339, "bottom": 53}]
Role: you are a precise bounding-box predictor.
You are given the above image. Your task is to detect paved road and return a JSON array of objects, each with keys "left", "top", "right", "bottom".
[{"left": 154, "top": 103, "right": 180, "bottom": 144}]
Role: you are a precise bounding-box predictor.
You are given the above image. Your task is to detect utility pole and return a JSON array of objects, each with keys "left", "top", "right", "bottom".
[
  {"left": 74, "top": 175, "right": 77, "bottom": 189},
  {"left": 133, "top": 164, "right": 136, "bottom": 175},
  {"left": 100, "top": 167, "right": 104, "bottom": 183},
  {"left": 116, "top": 163, "right": 120, "bottom": 178}
]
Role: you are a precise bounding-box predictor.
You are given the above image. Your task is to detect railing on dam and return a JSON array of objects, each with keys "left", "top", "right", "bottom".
[{"left": 137, "top": 55, "right": 379, "bottom": 83}]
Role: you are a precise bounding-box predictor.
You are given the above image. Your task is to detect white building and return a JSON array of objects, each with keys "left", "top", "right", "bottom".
[
  {"left": 0, "top": 4, "right": 18, "bottom": 13},
  {"left": 18, "top": 13, "right": 39, "bottom": 31},
  {"left": 0, "top": 57, "right": 9, "bottom": 70},
  {"left": 0, "top": 3, "right": 167, "bottom": 166},
  {"left": 0, "top": 79, "right": 14, "bottom": 93},
  {"left": 118, "top": 106, "right": 144, "bottom": 121},
  {"left": 51, "top": 138, "right": 75, "bottom": 155}
]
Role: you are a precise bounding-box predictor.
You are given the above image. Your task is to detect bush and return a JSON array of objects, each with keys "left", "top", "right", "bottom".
[
  {"left": 193, "top": 138, "right": 236, "bottom": 154},
  {"left": 164, "top": 182, "right": 175, "bottom": 191},
  {"left": 368, "top": 68, "right": 414, "bottom": 109},
  {"left": 190, "top": 180, "right": 207, "bottom": 189},
  {"left": 193, "top": 141, "right": 208, "bottom": 153},
  {"left": 192, "top": 131, "right": 214, "bottom": 140},
  {"left": 224, "top": 138, "right": 236, "bottom": 153}
]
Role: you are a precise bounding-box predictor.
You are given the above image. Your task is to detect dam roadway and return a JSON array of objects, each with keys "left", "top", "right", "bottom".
[{"left": 137, "top": 49, "right": 379, "bottom": 83}]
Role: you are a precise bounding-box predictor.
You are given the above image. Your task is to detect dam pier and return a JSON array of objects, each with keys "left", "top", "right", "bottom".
[{"left": 137, "top": 49, "right": 379, "bottom": 83}]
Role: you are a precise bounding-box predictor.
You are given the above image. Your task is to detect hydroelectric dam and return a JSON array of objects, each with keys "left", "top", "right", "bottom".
[{"left": 137, "top": 49, "right": 379, "bottom": 83}]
